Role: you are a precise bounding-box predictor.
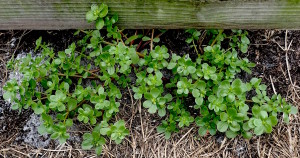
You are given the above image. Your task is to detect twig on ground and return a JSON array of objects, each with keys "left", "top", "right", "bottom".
[
  {"left": 275, "top": 30, "right": 300, "bottom": 100},
  {"left": 11, "top": 30, "right": 31, "bottom": 60},
  {"left": 0, "top": 148, "right": 30, "bottom": 157},
  {"left": 287, "top": 126, "right": 294, "bottom": 156},
  {"left": 198, "top": 30, "right": 207, "bottom": 54},
  {"left": 53, "top": 143, "right": 65, "bottom": 158},
  {"left": 0, "top": 57, "right": 8, "bottom": 86},
  {"left": 0, "top": 132, "right": 19, "bottom": 146},
  {"left": 270, "top": 75, "right": 277, "bottom": 95},
  {"left": 127, "top": 87, "right": 137, "bottom": 128},
  {"left": 41, "top": 148, "right": 91, "bottom": 152},
  {"left": 283, "top": 30, "right": 300, "bottom": 99},
  {"left": 169, "top": 127, "right": 194, "bottom": 156},
  {"left": 174, "top": 127, "right": 194, "bottom": 147},
  {"left": 138, "top": 100, "right": 145, "bottom": 141},
  {"left": 257, "top": 137, "right": 261, "bottom": 157},
  {"left": 131, "top": 134, "right": 137, "bottom": 158},
  {"left": 198, "top": 137, "right": 228, "bottom": 157}
]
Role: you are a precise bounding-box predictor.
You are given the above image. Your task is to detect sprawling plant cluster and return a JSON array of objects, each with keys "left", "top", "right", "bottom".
[{"left": 3, "top": 3, "right": 297, "bottom": 155}]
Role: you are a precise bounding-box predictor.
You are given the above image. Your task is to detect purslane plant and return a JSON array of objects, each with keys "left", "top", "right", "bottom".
[
  {"left": 3, "top": 3, "right": 297, "bottom": 155},
  {"left": 4, "top": 4, "right": 130, "bottom": 155}
]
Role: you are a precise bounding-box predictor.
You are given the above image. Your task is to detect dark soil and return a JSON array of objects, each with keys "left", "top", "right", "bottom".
[
  {"left": 0, "top": 29, "right": 299, "bottom": 158},
  {"left": 248, "top": 30, "right": 300, "bottom": 98}
]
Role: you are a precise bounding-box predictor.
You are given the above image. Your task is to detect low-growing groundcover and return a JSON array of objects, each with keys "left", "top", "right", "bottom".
[{"left": 2, "top": 3, "right": 298, "bottom": 155}]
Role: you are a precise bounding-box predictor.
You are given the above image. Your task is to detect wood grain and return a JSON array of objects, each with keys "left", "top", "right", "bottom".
[{"left": 0, "top": 0, "right": 300, "bottom": 29}]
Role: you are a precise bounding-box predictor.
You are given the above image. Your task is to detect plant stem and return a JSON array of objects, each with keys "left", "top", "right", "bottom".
[
  {"left": 33, "top": 96, "right": 48, "bottom": 102},
  {"left": 136, "top": 52, "right": 145, "bottom": 58},
  {"left": 76, "top": 51, "right": 88, "bottom": 58},
  {"left": 58, "top": 73, "right": 97, "bottom": 79},
  {"left": 245, "top": 99, "right": 254, "bottom": 103},
  {"left": 140, "top": 30, "right": 166, "bottom": 50},
  {"left": 211, "top": 30, "right": 224, "bottom": 47},
  {"left": 101, "top": 41, "right": 116, "bottom": 46},
  {"left": 192, "top": 40, "right": 200, "bottom": 56},
  {"left": 150, "top": 29, "right": 154, "bottom": 51},
  {"left": 219, "top": 67, "right": 224, "bottom": 73},
  {"left": 64, "top": 100, "right": 86, "bottom": 123},
  {"left": 119, "top": 30, "right": 125, "bottom": 45},
  {"left": 80, "top": 30, "right": 87, "bottom": 34},
  {"left": 89, "top": 69, "right": 100, "bottom": 73},
  {"left": 120, "top": 31, "right": 128, "bottom": 40},
  {"left": 84, "top": 69, "right": 101, "bottom": 78}
]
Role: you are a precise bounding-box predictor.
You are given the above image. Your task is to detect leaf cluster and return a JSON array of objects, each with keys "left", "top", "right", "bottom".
[{"left": 3, "top": 3, "right": 297, "bottom": 156}]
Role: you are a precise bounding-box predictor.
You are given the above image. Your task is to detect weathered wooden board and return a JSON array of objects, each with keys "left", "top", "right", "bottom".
[{"left": 0, "top": 0, "right": 300, "bottom": 30}]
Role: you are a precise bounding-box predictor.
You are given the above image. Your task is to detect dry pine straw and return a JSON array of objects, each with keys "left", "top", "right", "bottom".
[{"left": 0, "top": 30, "right": 300, "bottom": 158}]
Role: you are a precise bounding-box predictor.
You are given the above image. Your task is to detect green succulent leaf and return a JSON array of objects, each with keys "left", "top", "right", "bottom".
[
  {"left": 95, "top": 18, "right": 105, "bottom": 30},
  {"left": 217, "top": 121, "right": 228, "bottom": 132}
]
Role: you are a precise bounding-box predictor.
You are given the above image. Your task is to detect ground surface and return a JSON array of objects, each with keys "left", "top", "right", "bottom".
[{"left": 0, "top": 30, "right": 299, "bottom": 158}]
